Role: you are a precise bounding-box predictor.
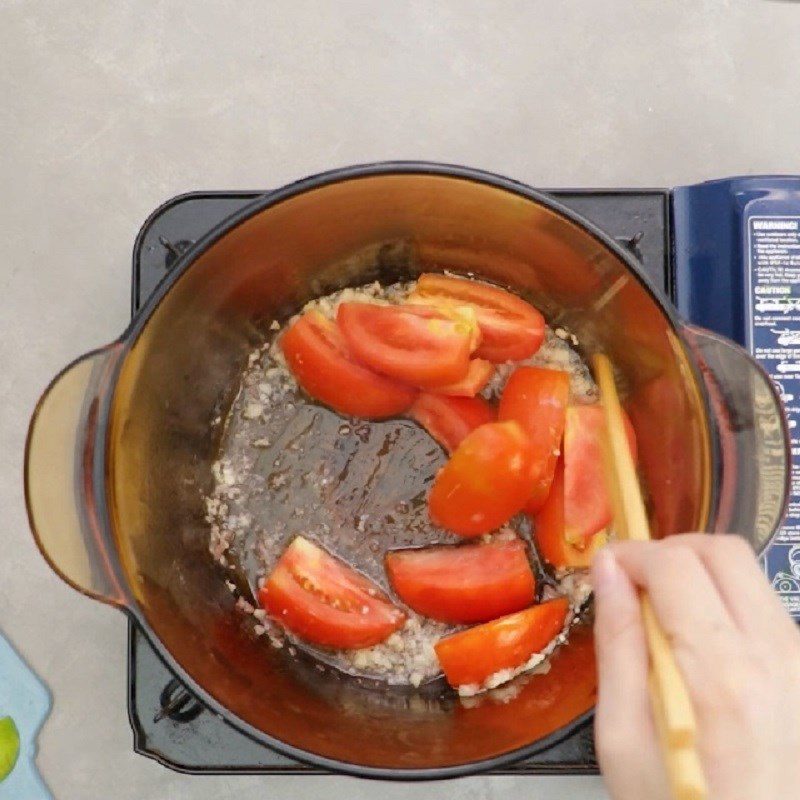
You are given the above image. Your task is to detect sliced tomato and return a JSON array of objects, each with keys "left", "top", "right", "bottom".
[
  {"left": 428, "top": 421, "right": 533, "bottom": 536},
  {"left": 428, "top": 359, "right": 495, "bottom": 397},
  {"left": 385, "top": 536, "right": 536, "bottom": 623},
  {"left": 409, "top": 273, "right": 545, "bottom": 362},
  {"left": 533, "top": 460, "right": 608, "bottom": 568},
  {"left": 281, "top": 311, "right": 416, "bottom": 418},
  {"left": 434, "top": 598, "right": 569, "bottom": 688},
  {"left": 337, "top": 302, "right": 473, "bottom": 389},
  {"left": 564, "top": 404, "right": 637, "bottom": 548},
  {"left": 259, "top": 536, "right": 406, "bottom": 649},
  {"left": 409, "top": 393, "right": 495, "bottom": 453},
  {"left": 499, "top": 367, "right": 570, "bottom": 513}
]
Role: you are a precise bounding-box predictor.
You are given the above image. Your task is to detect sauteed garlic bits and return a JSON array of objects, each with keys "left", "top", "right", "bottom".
[{"left": 204, "top": 274, "right": 636, "bottom": 694}]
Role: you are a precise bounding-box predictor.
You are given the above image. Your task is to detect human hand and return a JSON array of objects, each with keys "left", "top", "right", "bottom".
[{"left": 591, "top": 534, "right": 800, "bottom": 800}]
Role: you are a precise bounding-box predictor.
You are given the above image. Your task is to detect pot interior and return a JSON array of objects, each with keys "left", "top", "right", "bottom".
[{"left": 107, "top": 171, "right": 711, "bottom": 771}]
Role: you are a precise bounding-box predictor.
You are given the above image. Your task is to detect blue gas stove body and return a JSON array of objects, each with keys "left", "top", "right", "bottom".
[{"left": 673, "top": 175, "right": 800, "bottom": 618}]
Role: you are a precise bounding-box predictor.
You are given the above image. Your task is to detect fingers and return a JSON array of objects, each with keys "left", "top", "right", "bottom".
[
  {"left": 592, "top": 549, "right": 667, "bottom": 800},
  {"left": 656, "top": 534, "right": 800, "bottom": 645},
  {"left": 609, "top": 539, "right": 738, "bottom": 645},
  {"left": 597, "top": 535, "right": 800, "bottom": 800},
  {"left": 608, "top": 539, "right": 745, "bottom": 723},
  {"left": 593, "top": 548, "right": 650, "bottom": 729}
]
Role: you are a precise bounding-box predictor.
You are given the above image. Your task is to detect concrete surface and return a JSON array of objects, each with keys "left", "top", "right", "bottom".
[{"left": 1, "top": 1, "right": 799, "bottom": 798}]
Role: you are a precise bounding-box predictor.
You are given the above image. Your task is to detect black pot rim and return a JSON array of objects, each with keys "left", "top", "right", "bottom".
[{"left": 98, "top": 161, "right": 707, "bottom": 780}]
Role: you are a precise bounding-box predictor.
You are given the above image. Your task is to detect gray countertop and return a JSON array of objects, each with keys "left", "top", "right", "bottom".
[{"left": 1, "top": 2, "right": 799, "bottom": 798}]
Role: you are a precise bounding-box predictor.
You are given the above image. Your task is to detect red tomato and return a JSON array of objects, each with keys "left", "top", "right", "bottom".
[
  {"left": 259, "top": 536, "right": 406, "bottom": 649},
  {"left": 428, "top": 359, "right": 495, "bottom": 397},
  {"left": 564, "top": 405, "right": 637, "bottom": 548},
  {"left": 434, "top": 598, "right": 569, "bottom": 688},
  {"left": 533, "top": 460, "right": 608, "bottom": 568},
  {"left": 451, "top": 624, "right": 598, "bottom": 744},
  {"left": 385, "top": 536, "right": 536, "bottom": 623},
  {"left": 409, "top": 274, "right": 545, "bottom": 363},
  {"left": 409, "top": 393, "right": 495, "bottom": 453},
  {"left": 428, "top": 421, "right": 534, "bottom": 536},
  {"left": 337, "top": 302, "right": 473, "bottom": 389},
  {"left": 281, "top": 311, "right": 416, "bottom": 418},
  {"left": 499, "top": 367, "right": 570, "bottom": 513}
]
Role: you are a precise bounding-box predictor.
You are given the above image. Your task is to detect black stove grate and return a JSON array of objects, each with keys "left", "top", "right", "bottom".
[{"left": 128, "top": 188, "right": 672, "bottom": 774}]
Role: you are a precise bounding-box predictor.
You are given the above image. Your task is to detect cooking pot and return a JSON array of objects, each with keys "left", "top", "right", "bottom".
[{"left": 24, "top": 163, "right": 790, "bottom": 779}]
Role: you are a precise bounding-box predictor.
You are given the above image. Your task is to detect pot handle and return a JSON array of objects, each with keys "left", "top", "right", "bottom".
[
  {"left": 681, "top": 324, "right": 791, "bottom": 553},
  {"left": 24, "top": 345, "right": 127, "bottom": 607}
]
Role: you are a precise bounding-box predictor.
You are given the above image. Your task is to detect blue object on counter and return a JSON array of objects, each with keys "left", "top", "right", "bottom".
[
  {"left": 672, "top": 175, "right": 800, "bottom": 620},
  {"left": 672, "top": 175, "right": 800, "bottom": 345},
  {"left": 0, "top": 633, "right": 52, "bottom": 799}
]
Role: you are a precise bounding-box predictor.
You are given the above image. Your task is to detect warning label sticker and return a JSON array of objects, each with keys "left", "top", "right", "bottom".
[{"left": 747, "top": 215, "right": 800, "bottom": 617}]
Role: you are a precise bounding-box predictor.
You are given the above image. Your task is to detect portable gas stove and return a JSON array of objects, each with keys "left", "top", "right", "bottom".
[{"left": 128, "top": 177, "right": 800, "bottom": 774}]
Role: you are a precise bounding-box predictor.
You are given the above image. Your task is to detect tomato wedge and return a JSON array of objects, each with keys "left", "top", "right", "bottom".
[
  {"left": 533, "top": 459, "right": 608, "bottom": 568},
  {"left": 409, "top": 273, "right": 545, "bottom": 362},
  {"left": 499, "top": 367, "right": 570, "bottom": 513},
  {"left": 337, "top": 302, "right": 474, "bottom": 389},
  {"left": 428, "top": 359, "right": 495, "bottom": 397},
  {"left": 259, "top": 536, "right": 406, "bottom": 649},
  {"left": 385, "top": 536, "right": 536, "bottom": 623},
  {"left": 428, "top": 421, "right": 533, "bottom": 536},
  {"left": 434, "top": 598, "right": 569, "bottom": 688},
  {"left": 564, "top": 404, "right": 637, "bottom": 548},
  {"left": 409, "top": 393, "right": 495, "bottom": 453},
  {"left": 281, "top": 311, "right": 416, "bottom": 418}
]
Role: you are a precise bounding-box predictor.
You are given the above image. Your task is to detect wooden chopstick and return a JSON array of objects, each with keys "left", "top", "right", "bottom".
[
  {"left": 593, "top": 354, "right": 696, "bottom": 745},
  {"left": 592, "top": 354, "right": 708, "bottom": 800},
  {"left": 649, "top": 672, "right": 709, "bottom": 800}
]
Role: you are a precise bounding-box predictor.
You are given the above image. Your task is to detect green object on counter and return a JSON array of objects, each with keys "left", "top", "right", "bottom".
[{"left": 0, "top": 716, "right": 20, "bottom": 781}]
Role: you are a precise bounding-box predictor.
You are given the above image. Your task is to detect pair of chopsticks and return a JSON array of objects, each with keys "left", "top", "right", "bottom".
[{"left": 593, "top": 354, "right": 708, "bottom": 800}]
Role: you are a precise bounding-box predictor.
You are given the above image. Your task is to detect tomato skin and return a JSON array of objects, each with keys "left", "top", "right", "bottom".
[
  {"left": 428, "top": 421, "right": 534, "bottom": 536},
  {"left": 428, "top": 359, "right": 495, "bottom": 397},
  {"left": 259, "top": 537, "right": 406, "bottom": 649},
  {"left": 281, "top": 311, "right": 416, "bottom": 418},
  {"left": 434, "top": 598, "right": 569, "bottom": 688},
  {"left": 337, "top": 302, "right": 473, "bottom": 389},
  {"left": 409, "top": 393, "right": 495, "bottom": 453},
  {"left": 499, "top": 367, "right": 570, "bottom": 513},
  {"left": 533, "top": 460, "right": 608, "bottom": 568},
  {"left": 385, "top": 536, "right": 536, "bottom": 624},
  {"left": 563, "top": 405, "right": 637, "bottom": 547},
  {"left": 410, "top": 274, "right": 545, "bottom": 363}
]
